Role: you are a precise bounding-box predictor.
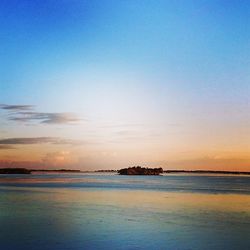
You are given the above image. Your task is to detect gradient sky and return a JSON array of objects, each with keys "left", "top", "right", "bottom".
[{"left": 0, "top": 0, "right": 249, "bottom": 170}]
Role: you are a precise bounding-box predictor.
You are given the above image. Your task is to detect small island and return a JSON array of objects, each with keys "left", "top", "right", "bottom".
[{"left": 118, "top": 166, "right": 163, "bottom": 175}]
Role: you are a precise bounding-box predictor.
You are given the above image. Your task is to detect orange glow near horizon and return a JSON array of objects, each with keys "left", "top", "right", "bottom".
[{"left": 0, "top": 143, "right": 249, "bottom": 171}]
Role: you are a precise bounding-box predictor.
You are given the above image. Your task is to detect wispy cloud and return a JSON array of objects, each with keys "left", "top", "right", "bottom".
[
  {"left": 0, "top": 137, "right": 58, "bottom": 144},
  {"left": 99, "top": 123, "right": 143, "bottom": 129},
  {"left": 115, "top": 129, "right": 160, "bottom": 138},
  {"left": 0, "top": 104, "right": 81, "bottom": 124},
  {"left": 42, "top": 151, "right": 73, "bottom": 167},
  {"left": 0, "top": 104, "right": 34, "bottom": 111},
  {"left": 0, "top": 137, "right": 84, "bottom": 146},
  {"left": 9, "top": 112, "right": 80, "bottom": 124}
]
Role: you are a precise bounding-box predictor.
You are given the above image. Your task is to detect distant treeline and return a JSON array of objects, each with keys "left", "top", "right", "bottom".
[
  {"left": 94, "top": 170, "right": 117, "bottom": 173},
  {"left": 1, "top": 168, "right": 250, "bottom": 175},
  {"left": 164, "top": 170, "right": 250, "bottom": 175},
  {"left": 0, "top": 168, "right": 81, "bottom": 174},
  {"left": 31, "top": 169, "right": 81, "bottom": 173},
  {"left": 0, "top": 168, "right": 32, "bottom": 174}
]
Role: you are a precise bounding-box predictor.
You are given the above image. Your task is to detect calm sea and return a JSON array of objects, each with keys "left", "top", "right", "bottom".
[{"left": 0, "top": 173, "right": 250, "bottom": 250}]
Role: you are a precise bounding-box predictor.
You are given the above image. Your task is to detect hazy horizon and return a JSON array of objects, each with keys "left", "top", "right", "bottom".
[{"left": 1, "top": 1, "right": 249, "bottom": 171}]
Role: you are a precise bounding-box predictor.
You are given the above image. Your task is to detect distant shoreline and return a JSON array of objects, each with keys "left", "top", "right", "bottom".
[
  {"left": 0, "top": 168, "right": 250, "bottom": 175},
  {"left": 163, "top": 170, "right": 250, "bottom": 175}
]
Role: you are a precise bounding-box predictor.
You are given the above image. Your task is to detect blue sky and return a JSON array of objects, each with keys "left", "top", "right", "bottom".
[{"left": 0, "top": 0, "right": 249, "bottom": 170}]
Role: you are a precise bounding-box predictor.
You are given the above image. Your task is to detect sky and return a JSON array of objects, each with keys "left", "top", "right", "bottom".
[{"left": 0, "top": 0, "right": 249, "bottom": 171}]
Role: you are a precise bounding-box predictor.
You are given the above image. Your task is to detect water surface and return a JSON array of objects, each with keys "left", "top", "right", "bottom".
[{"left": 0, "top": 173, "right": 250, "bottom": 250}]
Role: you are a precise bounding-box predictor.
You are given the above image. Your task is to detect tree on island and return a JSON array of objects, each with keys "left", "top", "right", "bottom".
[{"left": 118, "top": 166, "right": 163, "bottom": 175}]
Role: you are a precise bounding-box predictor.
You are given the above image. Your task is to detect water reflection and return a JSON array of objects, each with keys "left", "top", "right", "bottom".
[
  {"left": 0, "top": 173, "right": 250, "bottom": 194},
  {"left": 0, "top": 185, "right": 250, "bottom": 250}
]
